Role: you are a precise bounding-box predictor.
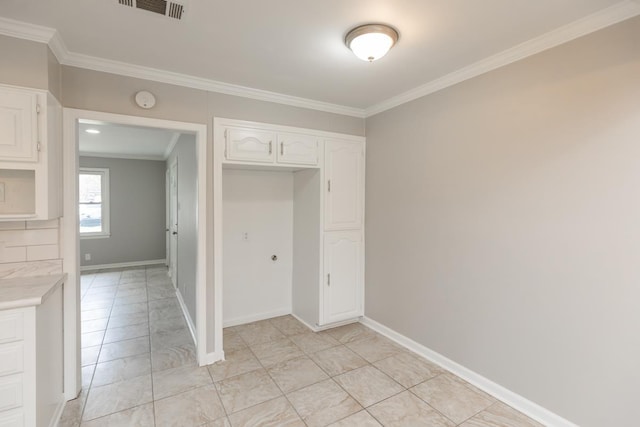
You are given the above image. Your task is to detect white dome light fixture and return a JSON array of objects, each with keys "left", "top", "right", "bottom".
[{"left": 345, "top": 24, "right": 399, "bottom": 62}]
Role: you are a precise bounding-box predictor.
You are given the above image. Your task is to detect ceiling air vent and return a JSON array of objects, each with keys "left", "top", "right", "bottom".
[{"left": 117, "top": 0, "right": 187, "bottom": 21}]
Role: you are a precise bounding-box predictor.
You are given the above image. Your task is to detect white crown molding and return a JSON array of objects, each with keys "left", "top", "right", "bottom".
[
  {"left": 163, "top": 132, "right": 181, "bottom": 159},
  {"left": 1, "top": 1, "right": 638, "bottom": 120},
  {"left": 365, "top": 0, "right": 640, "bottom": 117}
]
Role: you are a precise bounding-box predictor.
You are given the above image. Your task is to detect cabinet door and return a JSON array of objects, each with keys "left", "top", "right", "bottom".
[
  {"left": 324, "top": 140, "right": 363, "bottom": 230},
  {"left": 277, "top": 133, "right": 318, "bottom": 165},
  {"left": 0, "top": 88, "right": 38, "bottom": 162},
  {"left": 323, "top": 231, "right": 363, "bottom": 324},
  {"left": 225, "top": 127, "right": 276, "bottom": 163}
]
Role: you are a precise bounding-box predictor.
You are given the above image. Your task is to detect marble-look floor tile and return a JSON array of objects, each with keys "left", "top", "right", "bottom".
[
  {"left": 107, "top": 312, "right": 149, "bottom": 329},
  {"left": 153, "top": 364, "right": 213, "bottom": 400},
  {"left": 373, "top": 352, "right": 444, "bottom": 388},
  {"left": 148, "top": 287, "right": 177, "bottom": 301},
  {"left": 82, "top": 375, "right": 153, "bottom": 421},
  {"left": 92, "top": 354, "right": 151, "bottom": 387},
  {"left": 154, "top": 385, "right": 226, "bottom": 427},
  {"left": 110, "top": 302, "right": 148, "bottom": 316},
  {"left": 234, "top": 320, "right": 286, "bottom": 345},
  {"left": 287, "top": 379, "right": 362, "bottom": 427},
  {"left": 334, "top": 365, "right": 404, "bottom": 408},
  {"left": 411, "top": 374, "right": 495, "bottom": 424},
  {"left": 58, "top": 395, "right": 84, "bottom": 427},
  {"left": 269, "top": 315, "right": 310, "bottom": 336},
  {"left": 82, "top": 299, "right": 114, "bottom": 311},
  {"left": 82, "top": 330, "right": 106, "bottom": 348},
  {"left": 151, "top": 328, "right": 192, "bottom": 351},
  {"left": 346, "top": 335, "right": 405, "bottom": 363},
  {"left": 368, "top": 391, "right": 454, "bottom": 427},
  {"left": 267, "top": 356, "right": 328, "bottom": 393},
  {"left": 324, "top": 322, "right": 376, "bottom": 344},
  {"left": 148, "top": 297, "right": 181, "bottom": 311},
  {"left": 103, "top": 323, "right": 149, "bottom": 344},
  {"left": 228, "top": 396, "right": 304, "bottom": 427},
  {"left": 82, "top": 345, "right": 101, "bottom": 366},
  {"left": 82, "top": 319, "right": 109, "bottom": 333},
  {"left": 208, "top": 348, "right": 262, "bottom": 382},
  {"left": 81, "top": 403, "right": 155, "bottom": 427},
  {"left": 310, "top": 345, "right": 368, "bottom": 376},
  {"left": 327, "top": 410, "right": 382, "bottom": 427},
  {"left": 459, "top": 402, "right": 544, "bottom": 427},
  {"left": 82, "top": 308, "right": 112, "bottom": 321},
  {"left": 222, "top": 330, "right": 247, "bottom": 352},
  {"left": 249, "top": 337, "right": 304, "bottom": 367},
  {"left": 98, "top": 337, "right": 150, "bottom": 363},
  {"left": 115, "top": 288, "right": 147, "bottom": 299},
  {"left": 204, "top": 418, "right": 231, "bottom": 427},
  {"left": 113, "top": 294, "right": 148, "bottom": 305},
  {"left": 82, "top": 364, "right": 95, "bottom": 388},
  {"left": 150, "top": 316, "right": 187, "bottom": 334},
  {"left": 216, "top": 369, "right": 282, "bottom": 414},
  {"left": 152, "top": 343, "right": 197, "bottom": 372},
  {"left": 289, "top": 332, "right": 340, "bottom": 354}
]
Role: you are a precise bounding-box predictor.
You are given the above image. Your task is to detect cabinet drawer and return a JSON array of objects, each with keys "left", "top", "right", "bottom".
[
  {"left": 0, "top": 313, "right": 23, "bottom": 344},
  {"left": 0, "top": 409, "right": 22, "bottom": 427},
  {"left": 0, "top": 375, "right": 22, "bottom": 412},
  {"left": 0, "top": 343, "right": 23, "bottom": 377}
]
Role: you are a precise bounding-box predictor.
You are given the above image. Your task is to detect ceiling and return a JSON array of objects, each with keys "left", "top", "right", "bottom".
[
  {"left": 0, "top": 0, "right": 637, "bottom": 114},
  {"left": 79, "top": 121, "right": 180, "bottom": 160}
]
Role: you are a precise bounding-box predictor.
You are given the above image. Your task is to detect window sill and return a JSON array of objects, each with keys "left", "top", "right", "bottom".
[{"left": 80, "top": 233, "right": 111, "bottom": 240}]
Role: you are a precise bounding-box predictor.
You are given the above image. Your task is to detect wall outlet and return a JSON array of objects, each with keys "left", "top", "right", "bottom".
[
  {"left": 84, "top": 253, "right": 91, "bottom": 261},
  {"left": 0, "top": 182, "right": 5, "bottom": 202},
  {"left": 242, "top": 232, "right": 249, "bottom": 241}
]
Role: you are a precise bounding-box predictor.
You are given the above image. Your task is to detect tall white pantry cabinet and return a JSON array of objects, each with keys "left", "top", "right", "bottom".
[{"left": 214, "top": 118, "right": 365, "bottom": 332}]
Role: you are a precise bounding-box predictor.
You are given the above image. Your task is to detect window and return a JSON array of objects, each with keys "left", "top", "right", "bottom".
[{"left": 79, "top": 167, "right": 110, "bottom": 238}]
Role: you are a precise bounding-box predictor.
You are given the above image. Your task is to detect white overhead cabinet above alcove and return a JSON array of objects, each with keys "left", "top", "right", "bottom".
[
  {"left": 0, "top": 85, "right": 62, "bottom": 221},
  {"left": 213, "top": 118, "right": 365, "bottom": 338}
]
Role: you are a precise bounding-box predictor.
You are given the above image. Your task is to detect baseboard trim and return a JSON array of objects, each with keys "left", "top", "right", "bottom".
[
  {"left": 204, "top": 351, "right": 225, "bottom": 365},
  {"left": 223, "top": 308, "right": 291, "bottom": 328},
  {"left": 291, "top": 313, "right": 361, "bottom": 332},
  {"left": 360, "top": 316, "right": 577, "bottom": 427},
  {"left": 175, "top": 288, "right": 197, "bottom": 346},
  {"left": 80, "top": 259, "right": 166, "bottom": 272}
]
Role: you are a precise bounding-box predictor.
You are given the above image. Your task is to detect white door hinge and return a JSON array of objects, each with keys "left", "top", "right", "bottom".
[
  {"left": 36, "top": 104, "right": 41, "bottom": 114},
  {"left": 37, "top": 143, "right": 41, "bottom": 152},
  {"left": 327, "top": 273, "right": 331, "bottom": 286},
  {"left": 327, "top": 180, "right": 331, "bottom": 192}
]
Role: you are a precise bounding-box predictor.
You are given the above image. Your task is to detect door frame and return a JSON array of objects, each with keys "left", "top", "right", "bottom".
[
  {"left": 168, "top": 158, "right": 179, "bottom": 289},
  {"left": 62, "top": 109, "right": 209, "bottom": 400}
]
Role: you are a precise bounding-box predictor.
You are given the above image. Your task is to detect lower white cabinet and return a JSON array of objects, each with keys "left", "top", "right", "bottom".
[
  {"left": 0, "top": 285, "right": 63, "bottom": 427},
  {"left": 323, "top": 231, "right": 363, "bottom": 324}
]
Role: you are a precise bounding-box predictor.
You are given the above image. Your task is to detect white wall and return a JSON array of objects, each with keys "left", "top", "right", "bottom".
[
  {"left": 223, "top": 169, "right": 293, "bottom": 325},
  {"left": 364, "top": 16, "right": 640, "bottom": 427}
]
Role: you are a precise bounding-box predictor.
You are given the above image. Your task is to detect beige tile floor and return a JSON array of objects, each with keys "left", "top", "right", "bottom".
[{"left": 60, "top": 266, "right": 543, "bottom": 427}]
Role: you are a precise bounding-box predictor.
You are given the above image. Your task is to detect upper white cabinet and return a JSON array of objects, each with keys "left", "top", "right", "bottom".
[
  {"left": 223, "top": 125, "right": 318, "bottom": 167},
  {"left": 277, "top": 133, "right": 318, "bottom": 165},
  {"left": 323, "top": 231, "right": 363, "bottom": 324},
  {"left": 324, "top": 139, "right": 364, "bottom": 231},
  {"left": 0, "top": 88, "right": 39, "bottom": 163},
  {"left": 0, "top": 85, "right": 62, "bottom": 221},
  {"left": 225, "top": 127, "right": 276, "bottom": 163}
]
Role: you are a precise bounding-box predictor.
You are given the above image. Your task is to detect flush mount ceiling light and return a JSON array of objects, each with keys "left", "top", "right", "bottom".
[
  {"left": 345, "top": 24, "right": 399, "bottom": 62},
  {"left": 85, "top": 129, "right": 101, "bottom": 134}
]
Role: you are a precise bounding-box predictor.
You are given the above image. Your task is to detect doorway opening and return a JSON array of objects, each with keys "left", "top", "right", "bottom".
[{"left": 62, "top": 109, "right": 209, "bottom": 400}]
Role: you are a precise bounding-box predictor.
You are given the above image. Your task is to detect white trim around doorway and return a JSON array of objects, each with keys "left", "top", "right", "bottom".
[{"left": 62, "top": 109, "right": 210, "bottom": 400}]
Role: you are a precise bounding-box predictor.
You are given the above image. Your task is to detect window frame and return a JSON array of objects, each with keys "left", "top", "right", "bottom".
[{"left": 79, "top": 167, "right": 111, "bottom": 239}]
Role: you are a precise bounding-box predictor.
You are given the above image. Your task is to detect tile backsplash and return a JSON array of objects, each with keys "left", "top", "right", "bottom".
[{"left": 0, "top": 219, "right": 63, "bottom": 278}]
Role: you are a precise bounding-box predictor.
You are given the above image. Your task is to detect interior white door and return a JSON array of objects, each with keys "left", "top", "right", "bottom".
[
  {"left": 169, "top": 160, "right": 178, "bottom": 289},
  {"left": 165, "top": 169, "right": 170, "bottom": 268},
  {"left": 225, "top": 127, "right": 276, "bottom": 163},
  {"left": 0, "top": 87, "right": 38, "bottom": 162},
  {"left": 324, "top": 140, "right": 363, "bottom": 230},
  {"left": 323, "top": 231, "right": 363, "bottom": 324}
]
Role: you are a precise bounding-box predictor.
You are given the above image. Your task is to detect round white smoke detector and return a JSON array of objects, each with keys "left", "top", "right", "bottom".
[{"left": 135, "top": 91, "right": 156, "bottom": 109}]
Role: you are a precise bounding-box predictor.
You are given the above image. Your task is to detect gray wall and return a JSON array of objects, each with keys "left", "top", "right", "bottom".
[
  {"left": 365, "top": 16, "right": 640, "bottom": 427},
  {"left": 0, "top": 35, "right": 49, "bottom": 91},
  {"left": 166, "top": 135, "right": 198, "bottom": 324},
  {"left": 80, "top": 156, "right": 166, "bottom": 267}
]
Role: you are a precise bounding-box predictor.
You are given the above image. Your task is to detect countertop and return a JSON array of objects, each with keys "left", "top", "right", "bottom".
[{"left": 0, "top": 274, "right": 66, "bottom": 310}]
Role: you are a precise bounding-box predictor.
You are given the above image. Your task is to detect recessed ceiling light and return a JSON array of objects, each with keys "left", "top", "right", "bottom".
[
  {"left": 345, "top": 24, "right": 399, "bottom": 62},
  {"left": 85, "top": 129, "right": 101, "bottom": 134}
]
